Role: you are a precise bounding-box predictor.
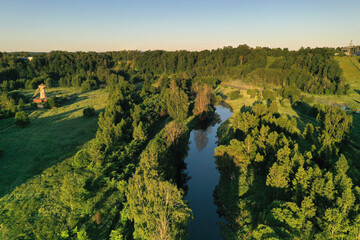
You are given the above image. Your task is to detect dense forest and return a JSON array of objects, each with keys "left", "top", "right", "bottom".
[
  {"left": 0, "top": 46, "right": 348, "bottom": 120},
  {"left": 0, "top": 46, "right": 358, "bottom": 239},
  {"left": 215, "top": 102, "right": 358, "bottom": 239}
]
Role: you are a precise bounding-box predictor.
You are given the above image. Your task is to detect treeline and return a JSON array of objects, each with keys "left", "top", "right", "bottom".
[
  {"left": 0, "top": 46, "right": 347, "bottom": 95},
  {"left": 214, "top": 101, "right": 359, "bottom": 239}
]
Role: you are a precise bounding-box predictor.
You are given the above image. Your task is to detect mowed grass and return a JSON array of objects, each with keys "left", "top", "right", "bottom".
[{"left": 0, "top": 88, "right": 108, "bottom": 196}]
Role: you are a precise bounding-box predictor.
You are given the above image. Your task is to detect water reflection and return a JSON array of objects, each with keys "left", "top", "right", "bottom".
[
  {"left": 193, "top": 128, "right": 210, "bottom": 152},
  {"left": 184, "top": 105, "right": 233, "bottom": 240},
  {"left": 193, "top": 112, "right": 221, "bottom": 152}
]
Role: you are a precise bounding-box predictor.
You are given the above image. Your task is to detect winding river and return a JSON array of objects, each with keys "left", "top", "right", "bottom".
[{"left": 185, "top": 105, "right": 233, "bottom": 240}]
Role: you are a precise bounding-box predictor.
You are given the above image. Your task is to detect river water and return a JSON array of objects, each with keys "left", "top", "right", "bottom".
[{"left": 185, "top": 105, "right": 233, "bottom": 240}]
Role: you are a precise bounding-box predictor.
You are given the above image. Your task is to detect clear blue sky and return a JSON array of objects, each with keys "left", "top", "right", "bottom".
[{"left": 1, "top": 0, "right": 359, "bottom": 52}]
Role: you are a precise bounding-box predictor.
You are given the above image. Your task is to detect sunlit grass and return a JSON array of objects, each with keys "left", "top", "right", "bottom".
[
  {"left": 0, "top": 88, "right": 108, "bottom": 196},
  {"left": 311, "top": 56, "right": 360, "bottom": 109}
]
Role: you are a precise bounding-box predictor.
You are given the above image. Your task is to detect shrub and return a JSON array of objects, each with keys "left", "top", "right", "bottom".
[
  {"left": 44, "top": 78, "right": 53, "bottom": 88},
  {"left": 81, "top": 79, "right": 97, "bottom": 92},
  {"left": 45, "top": 98, "right": 57, "bottom": 108},
  {"left": 73, "top": 149, "right": 90, "bottom": 168},
  {"left": 229, "top": 90, "right": 243, "bottom": 100},
  {"left": 30, "top": 102, "right": 38, "bottom": 109},
  {"left": 262, "top": 89, "right": 276, "bottom": 101},
  {"left": 246, "top": 89, "right": 259, "bottom": 98},
  {"left": 15, "top": 111, "right": 30, "bottom": 127},
  {"left": 83, "top": 107, "right": 96, "bottom": 117}
]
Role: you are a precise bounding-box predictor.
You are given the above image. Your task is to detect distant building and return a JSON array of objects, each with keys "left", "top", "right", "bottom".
[
  {"left": 19, "top": 56, "right": 33, "bottom": 61},
  {"left": 341, "top": 41, "right": 360, "bottom": 56}
]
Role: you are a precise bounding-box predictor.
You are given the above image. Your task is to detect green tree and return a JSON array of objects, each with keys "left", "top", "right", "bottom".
[
  {"left": 60, "top": 173, "right": 88, "bottom": 211},
  {"left": 163, "top": 83, "right": 189, "bottom": 121},
  {"left": 15, "top": 111, "right": 29, "bottom": 127},
  {"left": 133, "top": 121, "right": 147, "bottom": 141},
  {"left": 126, "top": 173, "right": 192, "bottom": 240}
]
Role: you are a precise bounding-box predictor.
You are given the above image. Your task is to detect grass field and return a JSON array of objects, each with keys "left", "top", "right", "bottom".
[
  {"left": 0, "top": 88, "right": 108, "bottom": 196},
  {"left": 311, "top": 56, "right": 360, "bottom": 109}
]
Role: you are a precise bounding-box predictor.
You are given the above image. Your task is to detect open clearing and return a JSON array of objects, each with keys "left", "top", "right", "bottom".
[
  {"left": 311, "top": 56, "right": 360, "bottom": 109},
  {"left": 0, "top": 88, "right": 108, "bottom": 196}
]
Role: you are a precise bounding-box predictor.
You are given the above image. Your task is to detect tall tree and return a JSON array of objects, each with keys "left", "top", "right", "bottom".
[{"left": 126, "top": 173, "right": 192, "bottom": 240}]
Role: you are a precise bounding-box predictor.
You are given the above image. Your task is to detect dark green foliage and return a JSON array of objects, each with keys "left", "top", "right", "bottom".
[
  {"left": 0, "top": 47, "right": 355, "bottom": 239},
  {"left": 215, "top": 102, "right": 358, "bottom": 239},
  {"left": 0, "top": 47, "right": 346, "bottom": 96},
  {"left": 316, "top": 105, "right": 353, "bottom": 158},
  {"left": 81, "top": 79, "right": 98, "bottom": 92},
  {"left": 83, "top": 107, "right": 96, "bottom": 117},
  {"left": 45, "top": 97, "right": 57, "bottom": 108},
  {"left": 0, "top": 72, "right": 168, "bottom": 240},
  {"left": 0, "top": 91, "right": 16, "bottom": 118},
  {"left": 162, "top": 82, "right": 189, "bottom": 121},
  {"left": 73, "top": 149, "right": 91, "bottom": 168},
  {"left": 14, "top": 111, "right": 29, "bottom": 127},
  {"left": 126, "top": 120, "right": 192, "bottom": 240}
]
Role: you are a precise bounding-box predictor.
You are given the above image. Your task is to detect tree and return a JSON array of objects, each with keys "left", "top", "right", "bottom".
[
  {"left": 163, "top": 84, "right": 189, "bottom": 121},
  {"left": 45, "top": 97, "right": 57, "bottom": 108},
  {"left": 317, "top": 106, "right": 352, "bottom": 157},
  {"left": 192, "top": 83, "right": 213, "bottom": 116},
  {"left": 126, "top": 173, "right": 192, "bottom": 240},
  {"left": 15, "top": 111, "right": 29, "bottom": 127},
  {"left": 163, "top": 121, "right": 187, "bottom": 146},
  {"left": 83, "top": 107, "right": 96, "bottom": 117},
  {"left": 60, "top": 173, "right": 88, "bottom": 211},
  {"left": 266, "top": 163, "right": 289, "bottom": 189},
  {"left": 133, "top": 121, "right": 147, "bottom": 141},
  {"left": 230, "top": 111, "right": 259, "bottom": 135}
]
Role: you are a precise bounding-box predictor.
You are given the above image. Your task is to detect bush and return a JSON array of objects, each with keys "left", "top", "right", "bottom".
[
  {"left": 83, "top": 107, "right": 96, "bottom": 117},
  {"left": 45, "top": 98, "right": 57, "bottom": 108},
  {"left": 15, "top": 111, "right": 30, "bottom": 127},
  {"left": 73, "top": 149, "right": 90, "bottom": 168},
  {"left": 30, "top": 102, "right": 38, "bottom": 109},
  {"left": 262, "top": 89, "right": 276, "bottom": 101},
  {"left": 229, "top": 90, "right": 243, "bottom": 100},
  {"left": 81, "top": 79, "right": 97, "bottom": 93},
  {"left": 246, "top": 89, "right": 259, "bottom": 98}
]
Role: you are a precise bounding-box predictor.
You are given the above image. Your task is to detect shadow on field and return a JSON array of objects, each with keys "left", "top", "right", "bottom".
[{"left": 0, "top": 106, "right": 104, "bottom": 197}]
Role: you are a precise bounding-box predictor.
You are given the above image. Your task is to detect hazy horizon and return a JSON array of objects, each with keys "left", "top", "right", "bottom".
[
  {"left": 1, "top": 0, "right": 359, "bottom": 52},
  {"left": 0, "top": 44, "right": 350, "bottom": 53}
]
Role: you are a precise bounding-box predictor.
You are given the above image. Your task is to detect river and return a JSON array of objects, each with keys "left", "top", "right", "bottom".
[{"left": 185, "top": 105, "right": 233, "bottom": 240}]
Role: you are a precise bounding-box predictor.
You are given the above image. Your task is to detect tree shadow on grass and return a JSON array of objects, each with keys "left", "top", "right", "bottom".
[{"left": 0, "top": 105, "right": 105, "bottom": 198}]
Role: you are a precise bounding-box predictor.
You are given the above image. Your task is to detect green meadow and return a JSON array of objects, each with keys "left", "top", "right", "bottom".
[{"left": 0, "top": 88, "right": 108, "bottom": 196}]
